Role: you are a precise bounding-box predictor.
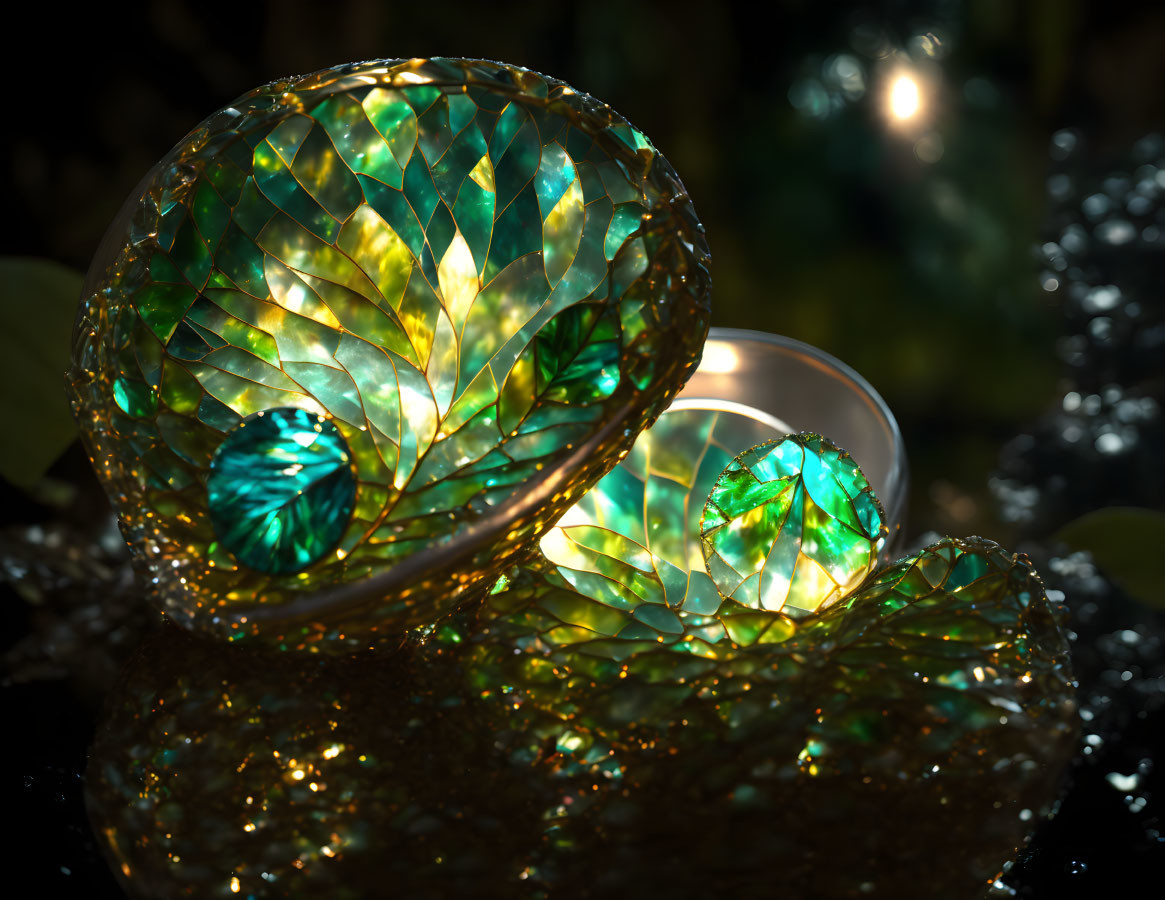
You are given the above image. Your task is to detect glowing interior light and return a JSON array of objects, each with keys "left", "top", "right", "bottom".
[
  {"left": 888, "top": 73, "right": 922, "bottom": 121},
  {"left": 698, "top": 341, "right": 740, "bottom": 375}
]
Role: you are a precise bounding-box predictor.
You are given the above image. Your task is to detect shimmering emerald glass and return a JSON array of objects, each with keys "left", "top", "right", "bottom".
[
  {"left": 458, "top": 536, "right": 1072, "bottom": 890},
  {"left": 541, "top": 403, "right": 781, "bottom": 625},
  {"left": 67, "top": 58, "right": 710, "bottom": 648},
  {"left": 206, "top": 408, "right": 356, "bottom": 574},
  {"left": 700, "top": 434, "right": 887, "bottom": 617}
]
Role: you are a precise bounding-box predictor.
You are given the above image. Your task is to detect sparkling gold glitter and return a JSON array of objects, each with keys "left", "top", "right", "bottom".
[{"left": 87, "top": 537, "right": 1077, "bottom": 899}]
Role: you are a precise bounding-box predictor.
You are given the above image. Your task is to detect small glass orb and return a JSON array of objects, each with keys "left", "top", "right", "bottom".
[
  {"left": 207, "top": 408, "right": 356, "bottom": 574},
  {"left": 700, "top": 434, "right": 887, "bottom": 617}
]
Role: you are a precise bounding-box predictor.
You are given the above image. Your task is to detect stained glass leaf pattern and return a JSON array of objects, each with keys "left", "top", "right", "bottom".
[
  {"left": 700, "top": 434, "right": 888, "bottom": 617},
  {"left": 67, "top": 59, "right": 711, "bottom": 647},
  {"left": 480, "top": 535, "right": 1075, "bottom": 738},
  {"left": 520, "top": 409, "right": 1073, "bottom": 803},
  {"left": 440, "top": 535, "right": 1078, "bottom": 892},
  {"left": 540, "top": 404, "right": 782, "bottom": 627},
  {"left": 205, "top": 408, "right": 357, "bottom": 574}
]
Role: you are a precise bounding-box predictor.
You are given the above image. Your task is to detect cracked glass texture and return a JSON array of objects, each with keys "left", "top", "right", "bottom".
[{"left": 66, "top": 57, "right": 711, "bottom": 649}]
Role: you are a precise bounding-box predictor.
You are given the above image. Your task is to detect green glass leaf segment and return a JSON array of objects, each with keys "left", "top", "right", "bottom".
[
  {"left": 476, "top": 536, "right": 1072, "bottom": 746},
  {"left": 700, "top": 434, "right": 887, "bottom": 617},
  {"left": 66, "top": 58, "right": 712, "bottom": 647},
  {"left": 206, "top": 407, "right": 356, "bottom": 574}
]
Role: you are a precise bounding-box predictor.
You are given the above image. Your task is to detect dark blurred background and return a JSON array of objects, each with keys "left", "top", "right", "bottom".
[{"left": 3, "top": 0, "right": 1164, "bottom": 896}]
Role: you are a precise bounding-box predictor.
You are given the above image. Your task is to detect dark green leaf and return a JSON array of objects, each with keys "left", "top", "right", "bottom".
[
  {"left": 0, "top": 256, "right": 83, "bottom": 489},
  {"left": 1056, "top": 506, "right": 1165, "bottom": 610}
]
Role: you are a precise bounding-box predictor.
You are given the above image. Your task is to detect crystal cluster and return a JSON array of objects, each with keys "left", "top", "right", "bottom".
[{"left": 67, "top": 57, "right": 710, "bottom": 649}]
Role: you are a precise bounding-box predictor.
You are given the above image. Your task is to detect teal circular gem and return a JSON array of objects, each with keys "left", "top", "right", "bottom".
[
  {"left": 207, "top": 408, "right": 357, "bottom": 575},
  {"left": 700, "top": 434, "right": 887, "bottom": 617}
]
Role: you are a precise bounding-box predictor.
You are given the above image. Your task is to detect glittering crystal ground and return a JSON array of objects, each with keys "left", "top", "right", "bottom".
[{"left": 3, "top": 456, "right": 1161, "bottom": 899}]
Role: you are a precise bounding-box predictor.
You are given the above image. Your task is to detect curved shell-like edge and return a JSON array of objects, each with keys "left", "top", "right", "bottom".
[{"left": 67, "top": 57, "right": 712, "bottom": 650}]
